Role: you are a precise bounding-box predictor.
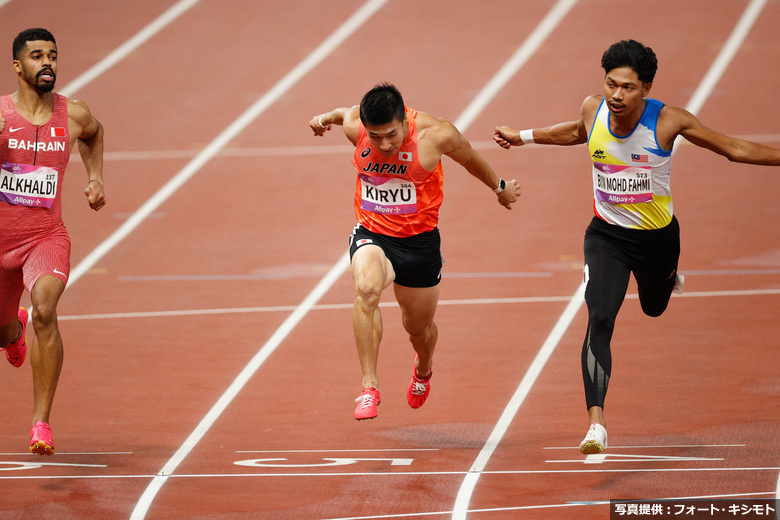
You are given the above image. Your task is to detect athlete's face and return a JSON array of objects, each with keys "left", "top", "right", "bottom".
[
  {"left": 365, "top": 116, "right": 407, "bottom": 157},
  {"left": 603, "top": 67, "right": 650, "bottom": 120},
  {"left": 14, "top": 40, "right": 58, "bottom": 93}
]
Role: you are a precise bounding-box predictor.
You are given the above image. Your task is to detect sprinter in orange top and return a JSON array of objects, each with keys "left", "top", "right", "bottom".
[{"left": 311, "top": 83, "right": 519, "bottom": 420}]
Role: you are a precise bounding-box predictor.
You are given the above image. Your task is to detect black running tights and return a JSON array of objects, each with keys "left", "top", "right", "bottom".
[{"left": 581, "top": 216, "right": 680, "bottom": 410}]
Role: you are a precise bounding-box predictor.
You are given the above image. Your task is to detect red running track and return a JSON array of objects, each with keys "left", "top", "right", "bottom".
[{"left": 0, "top": 0, "right": 778, "bottom": 518}]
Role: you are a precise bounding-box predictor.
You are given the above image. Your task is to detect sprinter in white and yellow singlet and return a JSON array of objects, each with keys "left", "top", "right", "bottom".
[
  {"left": 493, "top": 40, "right": 780, "bottom": 455},
  {"left": 311, "top": 83, "right": 520, "bottom": 421}
]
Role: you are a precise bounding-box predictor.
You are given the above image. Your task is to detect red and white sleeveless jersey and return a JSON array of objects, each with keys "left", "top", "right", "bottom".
[{"left": 0, "top": 93, "right": 71, "bottom": 235}]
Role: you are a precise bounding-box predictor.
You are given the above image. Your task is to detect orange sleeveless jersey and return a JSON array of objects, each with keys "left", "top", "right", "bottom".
[
  {"left": 0, "top": 93, "right": 71, "bottom": 236},
  {"left": 351, "top": 107, "right": 444, "bottom": 238}
]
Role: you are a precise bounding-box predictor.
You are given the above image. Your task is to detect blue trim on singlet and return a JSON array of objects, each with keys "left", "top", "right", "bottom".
[
  {"left": 585, "top": 98, "right": 604, "bottom": 147},
  {"left": 595, "top": 97, "right": 671, "bottom": 158},
  {"left": 639, "top": 99, "right": 672, "bottom": 158}
]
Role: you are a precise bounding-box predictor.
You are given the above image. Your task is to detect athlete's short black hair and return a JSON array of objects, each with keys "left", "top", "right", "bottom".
[
  {"left": 13, "top": 28, "right": 56, "bottom": 60},
  {"left": 360, "top": 83, "right": 405, "bottom": 127},
  {"left": 601, "top": 39, "right": 657, "bottom": 84}
]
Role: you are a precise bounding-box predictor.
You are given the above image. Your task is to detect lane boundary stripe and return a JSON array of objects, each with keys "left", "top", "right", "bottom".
[
  {"left": 69, "top": 0, "right": 389, "bottom": 287},
  {"left": 449, "top": 0, "right": 581, "bottom": 514},
  {"left": 3, "top": 466, "right": 780, "bottom": 480},
  {"left": 54, "top": 287, "right": 780, "bottom": 322},
  {"left": 135, "top": 0, "right": 581, "bottom": 516},
  {"left": 65, "top": 133, "right": 780, "bottom": 162},
  {"left": 127, "top": 1, "right": 390, "bottom": 517},
  {"left": 60, "top": 0, "right": 201, "bottom": 98}
]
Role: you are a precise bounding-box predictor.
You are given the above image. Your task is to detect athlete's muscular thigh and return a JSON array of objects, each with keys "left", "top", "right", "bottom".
[
  {"left": 394, "top": 284, "right": 439, "bottom": 334},
  {"left": 351, "top": 244, "right": 395, "bottom": 300}
]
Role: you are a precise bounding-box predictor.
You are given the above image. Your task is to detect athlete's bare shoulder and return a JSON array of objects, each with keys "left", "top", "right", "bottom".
[
  {"left": 66, "top": 98, "right": 100, "bottom": 140},
  {"left": 655, "top": 104, "right": 696, "bottom": 149},
  {"left": 66, "top": 98, "right": 92, "bottom": 125},
  {"left": 581, "top": 95, "right": 602, "bottom": 118},
  {"left": 415, "top": 110, "right": 462, "bottom": 153}
]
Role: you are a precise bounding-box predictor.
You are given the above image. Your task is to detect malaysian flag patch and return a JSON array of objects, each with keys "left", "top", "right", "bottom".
[
  {"left": 50, "top": 127, "right": 66, "bottom": 138},
  {"left": 631, "top": 153, "right": 648, "bottom": 162}
]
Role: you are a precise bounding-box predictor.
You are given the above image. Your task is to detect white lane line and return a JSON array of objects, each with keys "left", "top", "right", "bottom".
[
  {"left": 68, "top": 0, "right": 386, "bottom": 286},
  {"left": 129, "top": 0, "right": 567, "bottom": 509},
  {"left": 115, "top": 271, "right": 553, "bottom": 281},
  {"left": 132, "top": 0, "right": 583, "bottom": 515},
  {"left": 59, "top": 0, "right": 202, "bottom": 282},
  {"left": 450, "top": 3, "right": 590, "bottom": 514},
  {"left": 17, "top": 1, "right": 200, "bottom": 329},
  {"left": 3, "top": 466, "right": 779, "bottom": 481},
  {"left": 77, "top": 132, "right": 780, "bottom": 162},
  {"left": 544, "top": 444, "right": 746, "bottom": 450},
  {"left": 55, "top": 287, "right": 780, "bottom": 322},
  {"left": 129, "top": 254, "right": 351, "bottom": 519},
  {"left": 453, "top": 0, "right": 577, "bottom": 132},
  {"left": 451, "top": 0, "right": 772, "bottom": 517},
  {"left": 127, "top": 1, "right": 389, "bottom": 517},
  {"left": 109, "top": 269, "right": 779, "bottom": 282},
  {"left": 0, "top": 452, "right": 132, "bottom": 456},
  {"left": 236, "top": 449, "right": 439, "bottom": 453},
  {"left": 60, "top": 0, "right": 201, "bottom": 98},
  {"left": 682, "top": 0, "right": 769, "bottom": 118},
  {"left": 452, "top": 284, "right": 585, "bottom": 518}
]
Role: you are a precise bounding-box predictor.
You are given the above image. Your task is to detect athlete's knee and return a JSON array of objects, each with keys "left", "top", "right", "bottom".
[
  {"left": 354, "top": 280, "right": 383, "bottom": 311},
  {"left": 588, "top": 308, "right": 616, "bottom": 337},
  {"left": 405, "top": 319, "right": 436, "bottom": 342},
  {"left": 642, "top": 305, "right": 667, "bottom": 318},
  {"left": 31, "top": 303, "right": 58, "bottom": 331},
  {"left": 639, "top": 296, "right": 670, "bottom": 317}
]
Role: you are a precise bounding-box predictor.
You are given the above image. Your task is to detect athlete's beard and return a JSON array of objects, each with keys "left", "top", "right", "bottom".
[{"left": 35, "top": 68, "right": 56, "bottom": 93}]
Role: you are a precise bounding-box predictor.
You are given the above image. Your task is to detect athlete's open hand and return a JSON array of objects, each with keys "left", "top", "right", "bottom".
[
  {"left": 309, "top": 114, "right": 331, "bottom": 137},
  {"left": 85, "top": 180, "right": 105, "bottom": 211}
]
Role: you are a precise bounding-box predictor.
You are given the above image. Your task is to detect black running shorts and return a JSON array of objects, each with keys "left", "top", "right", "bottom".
[{"left": 348, "top": 224, "right": 442, "bottom": 288}]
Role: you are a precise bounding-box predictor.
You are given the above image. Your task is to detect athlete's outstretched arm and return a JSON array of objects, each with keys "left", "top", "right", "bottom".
[
  {"left": 310, "top": 105, "right": 360, "bottom": 145},
  {"left": 437, "top": 120, "right": 520, "bottom": 210},
  {"left": 71, "top": 100, "right": 105, "bottom": 211},
  {"left": 494, "top": 119, "right": 588, "bottom": 148},
  {"left": 667, "top": 106, "right": 780, "bottom": 166},
  {"left": 493, "top": 96, "right": 597, "bottom": 149}
]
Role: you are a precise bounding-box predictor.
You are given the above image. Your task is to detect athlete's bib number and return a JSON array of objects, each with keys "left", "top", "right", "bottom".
[
  {"left": 593, "top": 162, "right": 653, "bottom": 204},
  {"left": 0, "top": 162, "right": 58, "bottom": 208},
  {"left": 359, "top": 174, "right": 417, "bottom": 215}
]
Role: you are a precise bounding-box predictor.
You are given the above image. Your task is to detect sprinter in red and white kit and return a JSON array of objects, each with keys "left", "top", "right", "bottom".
[
  {"left": 310, "top": 83, "right": 520, "bottom": 420},
  {"left": 0, "top": 28, "right": 105, "bottom": 455}
]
